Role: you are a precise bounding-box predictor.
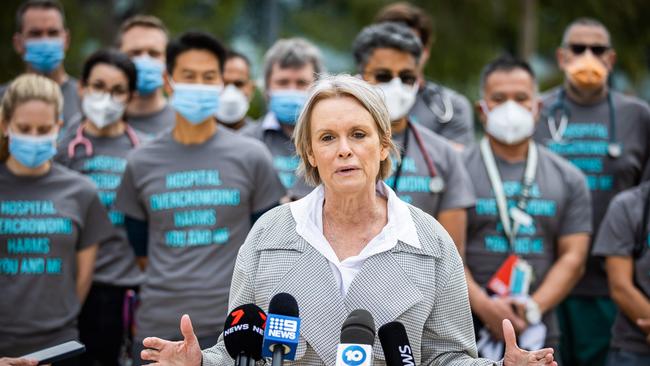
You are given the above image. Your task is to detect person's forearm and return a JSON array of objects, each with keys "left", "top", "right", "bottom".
[
  {"left": 76, "top": 244, "right": 98, "bottom": 303},
  {"left": 531, "top": 251, "right": 585, "bottom": 314},
  {"left": 611, "top": 282, "right": 650, "bottom": 324}
]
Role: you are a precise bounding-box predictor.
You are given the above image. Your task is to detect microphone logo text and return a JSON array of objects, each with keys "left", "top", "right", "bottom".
[
  {"left": 342, "top": 345, "right": 367, "bottom": 366},
  {"left": 268, "top": 317, "right": 298, "bottom": 340}
]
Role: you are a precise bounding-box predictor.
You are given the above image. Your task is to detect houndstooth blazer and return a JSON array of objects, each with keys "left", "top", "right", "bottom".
[{"left": 202, "top": 203, "right": 500, "bottom": 366}]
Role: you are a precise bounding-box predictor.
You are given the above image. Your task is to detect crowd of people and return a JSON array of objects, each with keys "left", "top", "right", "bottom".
[{"left": 1, "top": 0, "right": 650, "bottom": 365}]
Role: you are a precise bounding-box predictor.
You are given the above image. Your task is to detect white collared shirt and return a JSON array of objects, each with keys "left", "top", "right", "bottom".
[{"left": 290, "top": 181, "right": 421, "bottom": 296}]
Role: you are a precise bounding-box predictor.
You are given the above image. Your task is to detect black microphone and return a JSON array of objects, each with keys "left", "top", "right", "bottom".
[
  {"left": 223, "top": 303, "right": 267, "bottom": 366},
  {"left": 262, "top": 293, "right": 301, "bottom": 366},
  {"left": 378, "top": 321, "right": 417, "bottom": 366},
  {"left": 335, "top": 309, "right": 375, "bottom": 366}
]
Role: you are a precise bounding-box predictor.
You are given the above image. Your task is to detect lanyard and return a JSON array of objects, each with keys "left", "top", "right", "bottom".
[
  {"left": 480, "top": 137, "right": 538, "bottom": 248},
  {"left": 547, "top": 89, "right": 620, "bottom": 157},
  {"left": 391, "top": 121, "right": 444, "bottom": 193}
]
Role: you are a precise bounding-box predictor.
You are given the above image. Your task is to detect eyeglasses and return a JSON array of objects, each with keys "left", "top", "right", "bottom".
[
  {"left": 88, "top": 82, "right": 130, "bottom": 102},
  {"left": 567, "top": 43, "right": 610, "bottom": 56},
  {"left": 368, "top": 70, "right": 418, "bottom": 86}
]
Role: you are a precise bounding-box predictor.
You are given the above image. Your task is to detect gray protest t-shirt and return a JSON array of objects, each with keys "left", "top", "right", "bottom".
[
  {"left": 0, "top": 163, "right": 113, "bottom": 356},
  {"left": 55, "top": 127, "right": 144, "bottom": 287},
  {"left": 409, "top": 81, "right": 475, "bottom": 146},
  {"left": 463, "top": 143, "right": 592, "bottom": 340},
  {"left": 114, "top": 127, "right": 285, "bottom": 340},
  {"left": 387, "top": 123, "right": 475, "bottom": 217},
  {"left": 0, "top": 77, "right": 81, "bottom": 137},
  {"left": 127, "top": 103, "right": 175, "bottom": 138},
  {"left": 593, "top": 183, "right": 650, "bottom": 354},
  {"left": 242, "top": 115, "right": 313, "bottom": 199},
  {"left": 534, "top": 88, "right": 650, "bottom": 296}
]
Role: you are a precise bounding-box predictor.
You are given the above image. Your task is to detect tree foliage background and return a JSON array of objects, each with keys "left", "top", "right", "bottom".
[{"left": 1, "top": 0, "right": 649, "bottom": 118}]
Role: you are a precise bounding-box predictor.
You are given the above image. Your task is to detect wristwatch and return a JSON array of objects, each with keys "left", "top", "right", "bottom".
[{"left": 526, "top": 299, "right": 542, "bottom": 325}]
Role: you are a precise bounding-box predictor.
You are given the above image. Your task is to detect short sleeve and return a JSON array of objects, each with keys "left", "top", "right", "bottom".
[
  {"left": 443, "top": 92, "right": 475, "bottom": 146},
  {"left": 558, "top": 167, "right": 592, "bottom": 236},
  {"left": 114, "top": 162, "right": 147, "bottom": 220},
  {"left": 593, "top": 191, "right": 638, "bottom": 257},
  {"left": 250, "top": 145, "right": 286, "bottom": 213},
  {"left": 438, "top": 148, "right": 476, "bottom": 212},
  {"left": 78, "top": 191, "right": 113, "bottom": 250}
]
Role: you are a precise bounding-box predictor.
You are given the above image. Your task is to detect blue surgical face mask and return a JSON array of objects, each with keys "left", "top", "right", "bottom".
[
  {"left": 269, "top": 89, "right": 308, "bottom": 125},
  {"left": 23, "top": 38, "right": 65, "bottom": 73},
  {"left": 169, "top": 81, "right": 222, "bottom": 125},
  {"left": 9, "top": 132, "right": 57, "bottom": 168},
  {"left": 134, "top": 56, "right": 164, "bottom": 95}
]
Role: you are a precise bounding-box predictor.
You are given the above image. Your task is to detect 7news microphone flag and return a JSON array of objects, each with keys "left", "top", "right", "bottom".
[{"left": 223, "top": 303, "right": 267, "bottom": 366}]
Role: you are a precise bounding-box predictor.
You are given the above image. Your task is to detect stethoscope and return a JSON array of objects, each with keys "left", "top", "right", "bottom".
[
  {"left": 67, "top": 122, "right": 140, "bottom": 158},
  {"left": 391, "top": 121, "right": 445, "bottom": 194},
  {"left": 422, "top": 83, "right": 454, "bottom": 124},
  {"left": 546, "top": 88, "right": 621, "bottom": 158}
]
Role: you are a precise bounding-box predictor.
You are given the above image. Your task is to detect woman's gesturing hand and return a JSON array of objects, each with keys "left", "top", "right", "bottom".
[
  {"left": 502, "top": 319, "right": 557, "bottom": 366},
  {"left": 140, "top": 314, "right": 203, "bottom": 366}
]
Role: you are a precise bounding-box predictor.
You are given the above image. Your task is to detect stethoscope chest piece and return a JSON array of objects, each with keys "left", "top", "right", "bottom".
[
  {"left": 428, "top": 175, "right": 445, "bottom": 193},
  {"left": 608, "top": 142, "right": 622, "bottom": 158}
]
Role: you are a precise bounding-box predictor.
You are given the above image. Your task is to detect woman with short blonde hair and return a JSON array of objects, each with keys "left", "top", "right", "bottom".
[
  {"left": 141, "top": 75, "right": 557, "bottom": 366},
  {"left": 0, "top": 73, "right": 114, "bottom": 360}
]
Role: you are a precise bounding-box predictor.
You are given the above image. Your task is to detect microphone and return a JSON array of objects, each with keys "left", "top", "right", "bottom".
[
  {"left": 223, "top": 303, "right": 267, "bottom": 366},
  {"left": 378, "top": 321, "right": 416, "bottom": 366},
  {"left": 262, "top": 293, "right": 301, "bottom": 366},
  {"left": 335, "top": 309, "right": 375, "bottom": 366}
]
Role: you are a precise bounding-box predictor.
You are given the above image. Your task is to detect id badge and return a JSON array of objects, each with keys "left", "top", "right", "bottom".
[
  {"left": 510, "top": 258, "right": 533, "bottom": 297},
  {"left": 487, "top": 254, "right": 519, "bottom": 296}
]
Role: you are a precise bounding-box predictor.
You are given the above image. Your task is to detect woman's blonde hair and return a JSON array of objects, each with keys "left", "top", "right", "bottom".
[
  {"left": 293, "top": 74, "right": 398, "bottom": 186},
  {"left": 0, "top": 74, "right": 63, "bottom": 162}
]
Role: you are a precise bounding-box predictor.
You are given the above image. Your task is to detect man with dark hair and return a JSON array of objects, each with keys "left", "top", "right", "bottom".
[
  {"left": 533, "top": 18, "right": 650, "bottom": 366},
  {"left": 216, "top": 51, "right": 256, "bottom": 131},
  {"left": 117, "top": 14, "right": 174, "bottom": 136},
  {"left": 464, "top": 56, "right": 591, "bottom": 361},
  {"left": 242, "top": 37, "right": 324, "bottom": 200},
  {"left": 375, "top": 1, "right": 474, "bottom": 148},
  {"left": 352, "top": 21, "right": 476, "bottom": 268},
  {"left": 114, "top": 31, "right": 285, "bottom": 363},
  {"left": 3, "top": 0, "right": 80, "bottom": 133}
]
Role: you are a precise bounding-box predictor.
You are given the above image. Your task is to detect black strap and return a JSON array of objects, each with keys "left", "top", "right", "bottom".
[
  {"left": 634, "top": 184, "right": 650, "bottom": 259},
  {"left": 391, "top": 124, "right": 410, "bottom": 192}
]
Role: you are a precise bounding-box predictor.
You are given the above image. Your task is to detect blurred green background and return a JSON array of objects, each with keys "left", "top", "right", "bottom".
[{"left": 2, "top": 0, "right": 649, "bottom": 119}]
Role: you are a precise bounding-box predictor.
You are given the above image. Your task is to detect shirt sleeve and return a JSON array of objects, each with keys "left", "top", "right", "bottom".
[
  {"left": 250, "top": 144, "right": 286, "bottom": 213},
  {"left": 77, "top": 189, "right": 114, "bottom": 250},
  {"left": 438, "top": 148, "right": 476, "bottom": 212},
  {"left": 593, "top": 191, "right": 638, "bottom": 257},
  {"left": 114, "top": 161, "right": 148, "bottom": 220},
  {"left": 558, "top": 166, "right": 593, "bottom": 236},
  {"left": 441, "top": 92, "right": 475, "bottom": 146}
]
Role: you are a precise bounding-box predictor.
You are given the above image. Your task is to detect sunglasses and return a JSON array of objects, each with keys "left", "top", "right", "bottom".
[
  {"left": 567, "top": 43, "right": 610, "bottom": 56},
  {"left": 370, "top": 71, "right": 418, "bottom": 86}
]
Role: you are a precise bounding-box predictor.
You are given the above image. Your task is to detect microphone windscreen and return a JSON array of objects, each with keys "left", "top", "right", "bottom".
[
  {"left": 340, "top": 309, "right": 375, "bottom": 345},
  {"left": 268, "top": 292, "right": 299, "bottom": 317},
  {"left": 223, "top": 303, "right": 267, "bottom": 360},
  {"left": 378, "top": 321, "right": 416, "bottom": 366}
]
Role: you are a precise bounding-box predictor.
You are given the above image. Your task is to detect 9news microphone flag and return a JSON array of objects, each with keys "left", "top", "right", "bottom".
[{"left": 262, "top": 293, "right": 301, "bottom": 366}]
